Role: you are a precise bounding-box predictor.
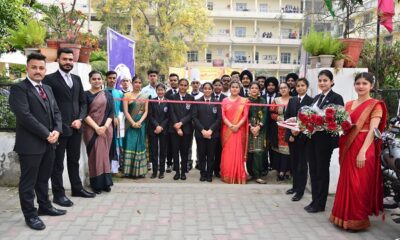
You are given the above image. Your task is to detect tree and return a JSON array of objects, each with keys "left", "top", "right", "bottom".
[
  {"left": 94, "top": 0, "right": 212, "bottom": 78},
  {"left": 0, "top": 0, "right": 29, "bottom": 53}
]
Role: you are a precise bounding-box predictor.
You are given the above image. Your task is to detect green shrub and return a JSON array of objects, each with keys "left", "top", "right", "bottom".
[
  {"left": 0, "top": 94, "right": 16, "bottom": 130},
  {"left": 7, "top": 19, "right": 46, "bottom": 50},
  {"left": 320, "top": 32, "right": 345, "bottom": 56},
  {"left": 302, "top": 28, "right": 323, "bottom": 56}
]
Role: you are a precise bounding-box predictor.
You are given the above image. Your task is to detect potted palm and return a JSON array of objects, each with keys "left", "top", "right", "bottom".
[
  {"left": 302, "top": 28, "right": 322, "bottom": 68},
  {"left": 7, "top": 19, "right": 46, "bottom": 56},
  {"left": 319, "top": 33, "right": 345, "bottom": 68}
]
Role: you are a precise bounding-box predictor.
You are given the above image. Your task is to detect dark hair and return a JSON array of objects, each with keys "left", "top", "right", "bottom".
[
  {"left": 285, "top": 73, "right": 299, "bottom": 82},
  {"left": 265, "top": 77, "right": 279, "bottom": 92},
  {"left": 89, "top": 70, "right": 102, "bottom": 79},
  {"left": 212, "top": 78, "right": 222, "bottom": 85},
  {"left": 132, "top": 75, "right": 141, "bottom": 82},
  {"left": 280, "top": 82, "right": 290, "bottom": 88},
  {"left": 156, "top": 83, "right": 166, "bottom": 90},
  {"left": 230, "top": 80, "right": 241, "bottom": 88},
  {"left": 230, "top": 71, "right": 240, "bottom": 76},
  {"left": 202, "top": 82, "right": 214, "bottom": 90},
  {"left": 147, "top": 70, "right": 159, "bottom": 76},
  {"left": 106, "top": 70, "right": 117, "bottom": 77},
  {"left": 221, "top": 74, "right": 230, "bottom": 79},
  {"left": 256, "top": 76, "right": 267, "bottom": 81},
  {"left": 240, "top": 70, "right": 253, "bottom": 82},
  {"left": 354, "top": 72, "right": 374, "bottom": 84},
  {"left": 318, "top": 69, "right": 334, "bottom": 87},
  {"left": 249, "top": 81, "right": 260, "bottom": 89},
  {"left": 169, "top": 73, "right": 179, "bottom": 79},
  {"left": 178, "top": 78, "right": 189, "bottom": 85},
  {"left": 57, "top": 47, "right": 74, "bottom": 58},
  {"left": 27, "top": 52, "right": 46, "bottom": 64},
  {"left": 297, "top": 78, "right": 309, "bottom": 87}
]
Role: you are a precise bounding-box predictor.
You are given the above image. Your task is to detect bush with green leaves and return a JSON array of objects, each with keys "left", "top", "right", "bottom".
[
  {"left": 302, "top": 28, "right": 323, "bottom": 56},
  {"left": 7, "top": 19, "right": 46, "bottom": 50},
  {"left": 320, "top": 32, "right": 345, "bottom": 56},
  {"left": 0, "top": 94, "right": 16, "bottom": 130}
]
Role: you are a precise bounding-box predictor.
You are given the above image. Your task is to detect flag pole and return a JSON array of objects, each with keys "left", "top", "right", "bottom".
[{"left": 375, "top": 14, "right": 381, "bottom": 90}]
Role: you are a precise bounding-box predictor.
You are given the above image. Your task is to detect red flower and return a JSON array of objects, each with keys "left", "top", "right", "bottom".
[
  {"left": 327, "top": 122, "right": 337, "bottom": 131},
  {"left": 310, "top": 114, "right": 318, "bottom": 122},
  {"left": 298, "top": 113, "right": 308, "bottom": 123},
  {"left": 315, "top": 116, "right": 324, "bottom": 126},
  {"left": 306, "top": 124, "right": 314, "bottom": 133},
  {"left": 341, "top": 121, "right": 352, "bottom": 131},
  {"left": 325, "top": 107, "right": 335, "bottom": 117},
  {"left": 325, "top": 115, "right": 335, "bottom": 123}
]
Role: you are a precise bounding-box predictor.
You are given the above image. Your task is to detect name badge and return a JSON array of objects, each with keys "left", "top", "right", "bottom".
[
  {"left": 164, "top": 106, "right": 168, "bottom": 112},
  {"left": 212, "top": 107, "right": 217, "bottom": 114},
  {"left": 186, "top": 104, "right": 191, "bottom": 110}
]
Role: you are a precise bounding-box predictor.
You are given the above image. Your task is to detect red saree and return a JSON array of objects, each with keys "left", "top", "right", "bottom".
[
  {"left": 220, "top": 97, "right": 249, "bottom": 184},
  {"left": 330, "top": 99, "right": 387, "bottom": 230}
]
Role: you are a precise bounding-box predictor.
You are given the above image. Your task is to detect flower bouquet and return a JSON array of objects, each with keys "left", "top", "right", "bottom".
[
  {"left": 297, "top": 106, "right": 324, "bottom": 138},
  {"left": 323, "top": 104, "right": 352, "bottom": 136}
]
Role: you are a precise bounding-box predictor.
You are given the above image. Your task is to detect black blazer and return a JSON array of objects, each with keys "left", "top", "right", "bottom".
[
  {"left": 165, "top": 88, "right": 178, "bottom": 100},
  {"left": 43, "top": 70, "right": 87, "bottom": 136},
  {"left": 148, "top": 97, "right": 169, "bottom": 136},
  {"left": 193, "top": 96, "right": 222, "bottom": 139},
  {"left": 9, "top": 79, "right": 62, "bottom": 154},
  {"left": 311, "top": 90, "right": 344, "bottom": 148},
  {"left": 239, "top": 87, "right": 250, "bottom": 97},
  {"left": 168, "top": 93, "right": 194, "bottom": 134},
  {"left": 211, "top": 92, "right": 227, "bottom": 102},
  {"left": 284, "top": 94, "right": 313, "bottom": 142}
]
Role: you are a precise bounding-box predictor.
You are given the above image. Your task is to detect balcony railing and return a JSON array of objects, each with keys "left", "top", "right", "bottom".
[
  {"left": 204, "top": 34, "right": 301, "bottom": 45},
  {"left": 208, "top": 8, "right": 303, "bottom": 20}
]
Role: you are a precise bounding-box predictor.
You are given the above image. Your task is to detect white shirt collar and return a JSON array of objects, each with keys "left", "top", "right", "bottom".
[
  {"left": 58, "top": 69, "right": 71, "bottom": 77},
  {"left": 27, "top": 76, "right": 41, "bottom": 87}
]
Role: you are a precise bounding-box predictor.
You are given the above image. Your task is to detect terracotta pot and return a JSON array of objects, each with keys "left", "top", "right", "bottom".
[
  {"left": 340, "top": 38, "right": 365, "bottom": 68},
  {"left": 309, "top": 56, "right": 318, "bottom": 68},
  {"left": 319, "top": 55, "right": 334, "bottom": 68},
  {"left": 334, "top": 59, "right": 344, "bottom": 68},
  {"left": 46, "top": 39, "right": 58, "bottom": 49},
  {"left": 78, "top": 46, "right": 92, "bottom": 63},
  {"left": 59, "top": 43, "right": 81, "bottom": 62},
  {"left": 40, "top": 47, "right": 57, "bottom": 62},
  {"left": 24, "top": 48, "right": 40, "bottom": 56}
]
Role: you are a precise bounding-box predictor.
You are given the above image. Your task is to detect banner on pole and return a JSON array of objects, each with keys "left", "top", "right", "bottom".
[{"left": 107, "top": 28, "right": 135, "bottom": 89}]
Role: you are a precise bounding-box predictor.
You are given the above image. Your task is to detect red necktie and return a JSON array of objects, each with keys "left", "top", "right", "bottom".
[{"left": 35, "top": 85, "right": 47, "bottom": 100}]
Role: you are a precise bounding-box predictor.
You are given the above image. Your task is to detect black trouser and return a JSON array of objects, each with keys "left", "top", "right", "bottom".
[
  {"left": 150, "top": 133, "right": 167, "bottom": 174},
  {"left": 289, "top": 139, "right": 309, "bottom": 195},
  {"left": 172, "top": 133, "right": 192, "bottom": 174},
  {"left": 197, "top": 137, "right": 217, "bottom": 178},
  {"left": 308, "top": 131, "right": 334, "bottom": 210},
  {"left": 214, "top": 138, "right": 222, "bottom": 175},
  {"left": 19, "top": 144, "right": 54, "bottom": 219},
  {"left": 51, "top": 131, "right": 83, "bottom": 197},
  {"left": 166, "top": 132, "right": 173, "bottom": 167}
]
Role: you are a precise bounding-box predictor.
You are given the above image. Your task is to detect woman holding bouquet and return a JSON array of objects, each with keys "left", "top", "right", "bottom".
[
  {"left": 220, "top": 81, "right": 249, "bottom": 184},
  {"left": 305, "top": 70, "right": 344, "bottom": 213},
  {"left": 330, "top": 72, "right": 387, "bottom": 230},
  {"left": 247, "top": 82, "right": 267, "bottom": 184}
]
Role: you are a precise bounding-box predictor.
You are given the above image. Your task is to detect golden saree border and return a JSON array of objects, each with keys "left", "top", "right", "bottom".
[
  {"left": 329, "top": 214, "right": 370, "bottom": 231},
  {"left": 221, "top": 175, "right": 247, "bottom": 184}
]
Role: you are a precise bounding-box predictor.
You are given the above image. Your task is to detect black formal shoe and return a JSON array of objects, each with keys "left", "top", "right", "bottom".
[
  {"left": 150, "top": 173, "right": 157, "bottom": 179},
  {"left": 25, "top": 217, "right": 45, "bottom": 230},
  {"left": 206, "top": 177, "right": 212, "bottom": 182},
  {"left": 104, "top": 186, "right": 111, "bottom": 192},
  {"left": 304, "top": 204, "right": 313, "bottom": 211},
  {"left": 38, "top": 207, "right": 67, "bottom": 216},
  {"left": 71, "top": 189, "right": 96, "bottom": 198},
  {"left": 286, "top": 189, "right": 295, "bottom": 195},
  {"left": 277, "top": 175, "right": 285, "bottom": 181},
  {"left": 181, "top": 174, "right": 187, "bottom": 180},
  {"left": 92, "top": 189, "right": 101, "bottom": 194},
  {"left": 215, "top": 172, "right": 221, "bottom": 178},
  {"left": 195, "top": 164, "right": 200, "bottom": 170},
  {"left": 305, "top": 206, "right": 319, "bottom": 213},
  {"left": 200, "top": 176, "right": 206, "bottom": 182},
  {"left": 173, "top": 173, "right": 180, "bottom": 180},
  {"left": 159, "top": 173, "right": 165, "bottom": 179},
  {"left": 291, "top": 194, "right": 303, "bottom": 202},
  {"left": 166, "top": 166, "right": 172, "bottom": 173},
  {"left": 53, "top": 196, "right": 73, "bottom": 207}
]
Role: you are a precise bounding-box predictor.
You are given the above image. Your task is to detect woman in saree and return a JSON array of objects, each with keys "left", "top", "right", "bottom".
[
  {"left": 220, "top": 80, "right": 250, "bottom": 184},
  {"left": 270, "top": 82, "right": 291, "bottom": 181},
  {"left": 247, "top": 82, "right": 268, "bottom": 184},
  {"left": 122, "top": 76, "right": 149, "bottom": 178},
  {"left": 330, "top": 72, "right": 387, "bottom": 231},
  {"left": 83, "top": 70, "right": 114, "bottom": 194}
]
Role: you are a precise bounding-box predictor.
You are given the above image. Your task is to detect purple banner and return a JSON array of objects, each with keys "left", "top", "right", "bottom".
[{"left": 107, "top": 28, "right": 135, "bottom": 89}]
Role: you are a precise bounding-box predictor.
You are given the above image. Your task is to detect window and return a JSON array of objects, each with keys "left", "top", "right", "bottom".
[
  {"left": 206, "top": 50, "right": 212, "bottom": 63},
  {"left": 279, "top": 76, "right": 286, "bottom": 82},
  {"left": 280, "top": 52, "right": 291, "bottom": 64},
  {"left": 217, "top": 48, "right": 223, "bottom": 56},
  {"left": 234, "top": 51, "right": 246, "bottom": 63},
  {"left": 236, "top": 3, "right": 247, "bottom": 11},
  {"left": 259, "top": 4, "right": 267, "bottom": 12},
  {"left": 235, "top": 27, "right": 246, "bottom": 37},
  {"left": 149, "top": 25, "right": 156, "bottom": 35},
  {"left": 207, "top": 2, "right": 213, "bottom": 11},
  {"left": 187, "top": 51, "right": 198, "bottom": 62}
]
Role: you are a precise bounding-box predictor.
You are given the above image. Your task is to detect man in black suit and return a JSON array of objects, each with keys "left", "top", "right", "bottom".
[
  {"left": 9, "top": 53, "right": 66, "bottom": 230},
  {"left": 265, "top": 77, "right": 280, "bottom": 172},
  {"left": 148, "top": 83, "right": 169, "bottom": 179},
  {"left": 256, "top": 76, "right": 267, "bottom": 99},
  {"left": 43, "top": 48, "right": 95, "bottom": 207},
  {"left": 284, "top": 78, "right": 313, "bottom": 202},
  {"left": 239, "top": 70, "right": 252, "bottom": 97},
  {"left": 286, "top": 73, "right": 298, "bottom": 96},
  {"left": 165, "top": 73, "right": 179, "bottom": 173},
  {"left": 169, "top": 79, "right": 194, "bottom": 180}
]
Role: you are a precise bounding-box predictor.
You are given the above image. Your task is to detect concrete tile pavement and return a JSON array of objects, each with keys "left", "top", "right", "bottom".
[{"left": 0, "top": 171, "right": 399, "bottom": 240}]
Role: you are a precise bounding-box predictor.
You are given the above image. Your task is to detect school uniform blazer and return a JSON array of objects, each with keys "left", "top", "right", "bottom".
[
  {"left": 193, "top": 96, "right": 222, "bottom": 139},
  {"left": 148, "top": 97, "right": 169, "bottom": 136},
  {"left": 284, "top": 94, "right": 313, "bottom": 142},
  {"left": 165, "top": 88, "right": 178, "bottom": 100},
  {"left": 211, "top": 92, "right": 227, "bottom": 102},
  {"left": 168, "top": 93, "right": 194, "bottom": 134}
]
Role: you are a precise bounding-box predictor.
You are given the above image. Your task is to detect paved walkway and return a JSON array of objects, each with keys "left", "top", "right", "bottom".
[{"left": 0, "top": 171, "right": 399, "bottom": 240}]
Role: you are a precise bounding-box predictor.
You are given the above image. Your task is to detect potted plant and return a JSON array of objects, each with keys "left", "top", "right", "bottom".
[
  {"left": 319, "top": 33, "right": 345, "bottom": 68},
  {"left": 77, "top": 31, "right": 99, "bottom": 63},
  {"left": 7, "top": 19, "right": 46, "bottom": 56},
  {"left": 302, "top": 28, "right": 322, "bottom": 68}
]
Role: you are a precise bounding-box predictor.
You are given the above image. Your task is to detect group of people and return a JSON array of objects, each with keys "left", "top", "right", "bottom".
[{"left": 10, "top": 48, "right": 387, "bottom": 232}]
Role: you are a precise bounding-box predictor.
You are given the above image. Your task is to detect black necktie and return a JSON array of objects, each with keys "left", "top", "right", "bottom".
[
  {"left": 268, "top": 95, "right": 273, "bottom": 104},
  {"left": 298, "top": 97, "right": 301, "bottom": 104},
  {"left": 317, "top": 94, "right": 324, "bottom": 108},
  {"left": 173, "top": 89, "right": 177, "bottom": 94},
  {"left": 245, "top": 89, "right": 248, "bottom": 96},
  {"left": 215, "top": 95, "right": 219, "bottom": 101},
  {"left": 35, "top": 85, "right": 47, "bottom": 100},
  {"left": 206, "top": 99, "right": 210, "bottom": 103}
]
